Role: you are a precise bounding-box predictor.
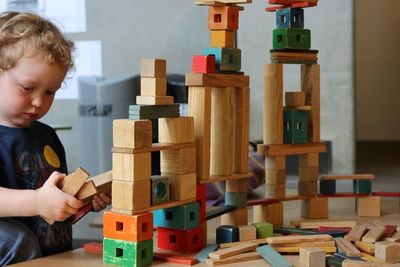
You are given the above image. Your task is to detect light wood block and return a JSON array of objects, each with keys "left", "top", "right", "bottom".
[
  {"left": 322, "top": 174, "right": 375, "bottom": 180},
  {"left": 233, "top": 87, "right": 250, "bottom": 174},
  {"left": 265, "top": 156, "right": 286, "bottom": 170},
  {"left": 335, "top": 238, "right": 362, "bottom": 257},
  {"left": 354, "top": 241, "right": 375, "bottom": 254},
  {"left": 221, "top": 207, "right": 248, "bottom": 226},
  {"left": 162, "top": 173, "right": 196, "bottom": 201},
  {"left": 140, "top": 77, "right": 167, "bottom": 96},
  {"left": 113, "top": 119, "right": 152, "bottom": 149},
  {"left": 206, "top": 252, "right": 260, "bottom": 266},
  {"left": 375, "top": 241, "right": 400, "bottom": 263},
  {"left": 299, "top": 247, "right": 326, "bottom": 267},
  {"left": 285, "top": 91, "right": 305, "bottom": 107},
  {"left": 75, "top": 179, "right": 97, "bottom": 200},
  {"left": 345, "top": 225, "right": 368, "bottom": 242},
  {"left": 358, "top": 196, "right": 381, "bottom": 217},
  {"left": 111, "top": 180, "right": 150, "bottom": 211},
  {"left": 158, "top": 117, "right": 194, "bottom": 144},
  {"left": 136, "top": 95, "right": 174, "bottom": 105},
  {"left": 61, "top": 167, "right": 90, "bottom": 196},
  {"left": 264, "top": 64, "right": 283, "bottom": 145},
  {"left": 265, "top": 184, "right": 286, "bottom": 199},
  {"left": 185, "top": 73, "right": 249, "bottom": 87},
  {"left": 299, "top": 153, "right": 319, "bottom": 167},
  {"left": 211, "top": 87, "right": 234, "bottom": 176},
  {"left": 299, "top": 166, "right": 318, "bottom": 182},
  {"left": 226, "top": 179, "right": 247, "bottom": 192},
  {"left": 160, "top": 147, "right": 196, "bottom": 174},
  {"left": 301, "top": 197, "right": 328, "bottom": 219},
  {"left": 272, "top": 241, "right": 335, "bottom": 248},
  {"left": 265, "top": 169, "right": 286, "bottom": 185},
  {"left": 253, "top": 202, "right": 283, "bottom": 226},
  {"left": 267, "top": 234, "right": 332, "bottom": 245},
  {"left": 301, "top": 64, "right": 320, "bottom": 142},
  {"left": 209, "top": 243, "right": 258, "bottom": 260},
  {"left": 275, "top": 246, "right": 335, "bottom": 254},
  {"left": 299, "top": 220, "right": 357, "bottom": 229},
  {"left": 140, "top": 58, "right": 166, "bottom": 78},
  {"left": 239, "top": 226, "right": 257, "bottom": 241},
  {"left": 112, "top": 152, "right": 151, "bottom": 181},
  {"left": 188, "top": 86, "right": 211, "bottom": 180},
  {"left": 219, "top": 238, "right": 269, "bottom": 249},
  {"left": 342, "top": 260, "right": 397, "bottom": 267},
  {"left": 210, "top": 30, "right": 235, "bottom": 48},
  {"left": 362, "top": 226, "right": 386, "bottom": 243}
]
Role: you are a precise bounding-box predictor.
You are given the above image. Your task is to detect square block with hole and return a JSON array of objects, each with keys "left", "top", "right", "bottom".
[
  {"left": 353, "top": 179, "right": 372, "bottom": 195},
  {"left": 150, "top": 175, "right": 170, "bottom": 205},
  {"left": 208, "top": 6, "right": 239, "bottom": 30},
  {"left": 284, "top": 109, "right": 308, "bottom": 144},
  {"left": 103, "top": 238, "right": 153, "bottom": 267},
  {"left": 157, "top": 226, "right": 204, "bottom": 254},
  {"left": 273, "top": 28, "right": 311, "bottom": 50},
  {"left": 154, "top": 202, "right": 200, "bottom": 230},
  {"left": 202, "top": 47, "right": 241, "bottom": 72},
  {"left": 276, "top": 8, "right": 304, "bottom": 29},
  {"left": 103, "top": 211, "right": 153, "bottom": 242}
]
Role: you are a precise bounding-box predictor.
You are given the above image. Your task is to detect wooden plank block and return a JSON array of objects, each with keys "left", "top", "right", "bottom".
[
  {"left": 274, "top": 246, "right": 335, "bottom": 254},
  {"left": 299, "top": 220, "right": 357, "bottom": 229},
  {"left": 270, "top": 50, "right": 318, "bottom": 64},
  {"left": 346, "top": 225, "right": 368, "bottom": 242},
  {"left": 196, "top": 0, "right": 252, "bottom": 5},
  {"left": 256, "top": 245, "right": 293, "bottom": 267},
  {"left": 211, "top": 87, "right": 234, "bottom": 176},
  {"left": 112, "top": 152, "right": 151, "bottom": 181},
  {"left": 272, "top": 241, "right": 335, "bottom": 248},
  {"left": 195, "top": 244, "right": 218, "bottom": 263},
  {"left": 188, "top": 86, "right": 211, "bottom": 180},
  {"left": 233, "top": 87, "right": 250, "bottom": 173},
  {"left": 153, "top": 252, "right": 198, "bottom": 265},
  {"left": 140, "top": 77, "right": 166, "bottom": 96},
  {"left": 342, "top": 260, "right": 400, "bottom": 266},
  {"left": 185, "top": 73, "right": 249, "bottom": 87},
  {"left": 362, "top": 227, "right": 386, "bottom": 243},
  {"left": 83, "top": 242, "right": 103, "bottom": 255},
  {"left": 72, "top": 179, "right": 96, "bottom": 200},
  {"left": 219, "top": 238, "right": 269, "bottom": 248},
  {"left": 263, "top": 63, "right": 283, "bottom": 145},
  {"left": 335, "top": 238, "right": 362, "bottom": 257},
  {"left": 209, "top": 243, "right": 258, "bottom": 260},
  {"left": 140, "top": 58, "right": 166, "bottom": 78},
  {"left": 136, "top": 95, "right": 174, "bottom": 105},
  {"left": 199, "top": 172, "right": 253, "bottom": 184},
  {"left": 61, "top": 167, "right": 90, "bottom": 196},
  {"left": 267, "top": 234, "right": 332, "bottom": 245},
  {"left": 358, "top": 196, "right": 381, "bottom": 217},
  {"left": 162, "top": 173, "right": 196, "bottom": 201},
  {"left": 299, "top": 247, "right": 326, "bottom": 267},
  {"left": 160, "top": 147, "right": 196, "bottom": 174},
  {"left": 206, "top": 252, "right": 261, "bottom": 266},
  {"left": 354, "top": 241, "right": 375, "bottom": 255},
  {"left": 322, "top": 174, "right": 375, "bottom": 180},
  {"left": 361, "top": 252, "right": 386, "bottom": 263},
  {"left": 113, "top": 119, "right": 152, "bottom": 149},
  {"left": 159, "top": 117, "right": 194, "bottom": 144},
  {"left": 375, "top": 241, "right": 400, "bottom": 263},
  {"left": 112, "top": 142, "right": 195, "bottom": 155},
  {"left": 258, "top": 142, "right": 326, "bottom": 157}
]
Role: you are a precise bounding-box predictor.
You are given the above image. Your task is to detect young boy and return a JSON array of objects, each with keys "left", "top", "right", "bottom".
[{"left": 0, "top": 12, "right": 110, "bottom": 266}]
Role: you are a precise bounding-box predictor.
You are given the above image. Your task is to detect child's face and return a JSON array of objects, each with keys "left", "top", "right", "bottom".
[{"left": 0, "top": 52, "right": 68, "bottom": 128}]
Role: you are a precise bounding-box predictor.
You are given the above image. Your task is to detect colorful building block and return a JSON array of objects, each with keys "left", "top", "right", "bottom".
[
  {"left": 103, "top": 238, "right": 153, "bottom": 267},
  {"left": 202, "top": 47, "right": 241, "bottom": 72},
  {"left": 196, "top": 184, "right": 206, "bottom": 223},
  {"left": 276, "top": 8, "right": 304, "bottom": 28},
  {"left": 157, "top": 226, "right": 204, "bottom": 253},
  {"left": 319, "top": 178, "right": 336, "bottom": 195},
  {"left": 273, "top": 28, "right": 311, "bottom": 50},
  {"left": 353, "top": 179, "right": 372, "bottom": 195},
  {"left": 216, "top": 225, "right": 239, "bottom": 244},
  {"left": 154, "top": 202, "right": 200, "bottom": 230},
  {"left": 210, "top": 30, "right": 235, "bottom": 48},
  {"left": 208, "top": 6, "right": 239, "bottom": 30},
  {"left": 252, "top": 222, "right": 274, "bottom": 238},
  {"left": 224, "top": 192, "right": 247, "bottom": 208},
  {"left": 150, "top": 176, "right": 170, "bottom": 205},
  {"left": 284, "top": 109, "right": 308, "bottom": 144},
  {"left": 103, "top": 211, "right": 153, "bottom": 242},
  {"left": 192, "top": 55, "right": 216, "bottom": 74}
]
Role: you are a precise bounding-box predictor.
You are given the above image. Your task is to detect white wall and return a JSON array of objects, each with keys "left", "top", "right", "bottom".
[{"left": 355, "top": 0, "right": 400, "bottom": 141}]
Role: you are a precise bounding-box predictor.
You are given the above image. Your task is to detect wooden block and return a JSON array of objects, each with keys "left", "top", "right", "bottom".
[
  {"left": 196, "top": 244, "right": 218, "bottom": 263},
  {"left": 112, "top": 152, "right": 151, "bottom": 181},
  {"left": 265, "top": 156, "right": 286, "bottom": 170},
  {"left": 253, "top": 202, "right": 284, "bottom": 226},
  {"left": 299, "top": 220, "right": 357, "bottom": 229},
  {"left": 274, "top": 246, "right": 335, "bottom": 254},
  {"left": 61, "top": 167, "right": 90, "bottom": 196},
  {"left": 210, "top": 30, "right": 235, "bottom": 48},
  {"left": 226, "top": 179, "right": 247, "bottom": 192},
  {"left": 301, "top": 197, "right": 328, "bottom": 219},
  {"left": 188, "top": 86, "right": 211, "bottom": 180},
  {"left": 345, "top": 225, "right": 368, "bottom": 242},
  {"left": 160, "top": 147, "right": 196, "bottom": 174},
  {"left": 185, "top": 73, "right": 249, "bottom": 87},
  {"left": 221, "top": 207, "right": 248, "bottom": 226},
  {"left": 113, "top": 119, "right": 152, "bottom": 149},
  {"left": 153, "top": 252, "right": 199, "bottom": 265},
  {"left": 358, "top": 196, "right": 381, "bottom": 217},
  {"left": 225, "top": 192, "right": 247, "bottom": 208},
  {"left": 265, "top": 183, "right": 286, "bottom": 199},
  {"left": 256, "top": 245, "right": 292, "bottom": 267},
  {"left": 267, "top": 234, "right": 332, "bottom": 245},
  {"left": 273, "top": 28, "right": 311, "bottom": 50},
  {"left": 285, "top": 91, "right": 305, "bottom": 107},
  {"left": 299, "top": 247, "right": 326, "bottom": 267},
  {"left": 208, "top": 6, "right": 239, "bottom": 30},
  {"left": 375, "top": 241, "right": 400, "bottom": 263},
  {"left": 264, "top": 64, "right": 283, "bottom": 145},
  {"left": 233, "top": 87, "right": 249, "bottom": 173},
  {"left": 276, "top": 7, "right": 304, "bottom": 29},
  {"left": 258, "top": 142, "right": 326, "bottom": 157},
  {"left": 136, "top": 95, "right": 174, "bottom": 105},
  {"left": 284, "top": 109, "right": 308, "bottom": 144},
  {"left": 219, "top": 238, "right": 269, "bottom": 248},
  {"left": 103, "top": 238, "right": 153, "bottom": 267},
  {"left": 103, "top": 211, "right": 153, "bottom": 242},
  {"left": 299, "top": 166, "right": 318, "bottom": 182},
  {"left": 202, "top": 47, "right": 241, "bottom": 72},
  {"left": 192, "top": 55, "right": 216, "bottom": 74},
  {"left": 210, "top": 87, "right": 234, "bottom": 176},
  {"left": 335, "top": 238, "right": 362, "bottom": 257},
  {"left": 239, "top": 226, "right": 257, "bottom": 241},
  {"left": 74, "top": 179, "right": 97, "bottom": 200},
  {"left": 150, "top": 175, "right": 170, "bottom": 205},
  {"left": 91, "top": 170, "right": 112, "bottom": 194},
  {"left": 209, "top": 242, "right": 258, "bottom": 260},
  {"left": 154, "top": 202, "right": 200, "bottom": 230},
  {"left": 159, "top": 117, "right": 194, "bottom": 144},
  {"left": 252, "top": 222, "right": 274, "bottom": 238},
  {"left": 319, "top": 178, "right": 336, "bottom": 195},
  {"left": 270, "top": 50, "right": 318, "bottom": 64},
  {"left": 298, "top": 180, "right": 317, "bottom": 196},
  {"left": 197, "top": 0, "right": 252, "bottom": 5},
  {"left": 265, "top": 169, "right": 286, "bottom": 185},
  {"left": 362, "top": 226, "right": 386, "bottom": 243},
  {"left": 140, "top": 58, "right": 166, "bottom": 78},
  {"left": 206, "top": 252, "right": 261, "bottom": 266},
  {"left": 299, "top": 153, "right": 319, "bottom": 167},
  {"left": 354, "top": 179, "right": 372, "bottom": 195},
  {"left": 157, "top": 226, "right": 204, "bottom": 254},
  {"left": 342, "top": 260, "right": 397, "bottom": 267},
  {"left": 272, "top": 241, "right": 335, "bottom": 248},
  {"left": 140, "top": 77, "right": 166, "bottom": 96},
  {"left": 216, "top": 225, "right": 239, "bottom": 244},
  {"left": 322, "top": 174, "right": 375, "bottom": 180},
  {"left": 111, "top": 180, "right": 150, "bottom": 211},
  {"left": 83, "top": 242, "right": 102, "bottom": 255},
  {"left": 162, "top": 173, "right": 196, "bottom": 201}
]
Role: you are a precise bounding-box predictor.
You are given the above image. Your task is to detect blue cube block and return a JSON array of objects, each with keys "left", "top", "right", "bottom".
[
  {"left": 276, "top": 8, "right": 304, "bottom": 29},
  {"left": 154, "top": 202, "right": 200, "bottom": 230},
  {"left": 216, "top": 225, "right": 239, "bottom": 244}
]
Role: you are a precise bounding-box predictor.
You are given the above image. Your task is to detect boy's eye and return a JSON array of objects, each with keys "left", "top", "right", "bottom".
[
  {"left": 46, "top": 90, "right": 55, "bottom": 96},
  {"left": 21, "top": 85, "right": 33, "bottom": 91}
]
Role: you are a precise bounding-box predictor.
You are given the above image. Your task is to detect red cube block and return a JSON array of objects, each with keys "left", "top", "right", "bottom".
[
  {"left": 196, "top": 184, "right": 206, "bottom": 223},
  {"left": 192, "top": 55, "right": 216, "bottom": 74},
  {"left": 157, "top": 226, "right": 205, "bottom": 253}
]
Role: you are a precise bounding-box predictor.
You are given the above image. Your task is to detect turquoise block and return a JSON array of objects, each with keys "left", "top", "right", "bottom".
[
  {"left": 103, "top": 238, "right": 153, "bottom": 267},
  {"left": 151, "top": 176, "right": 170, "bottom": 205},
  {"left": 353, "top": 179, "right": 372, "bottom": 195},
  {"left": 273, "top": 28, "right": 311, "bottom": 50},
  {"left": 252, "top": 222, "right": 274, "bottom": 238},
  {"left": 284, "top": 109, "right": 308, "bottom": 144},
  {"left": 276, "top": 8, "right": 304, "bottom": 29},
  {"left": 154, "top": 202, "right": 200, "bottom": 230},
  {"left": 225, "top": 192, "right": 247, "bottom": 208},
  {"left": 202, "top": 47, "right": 241, "bottom": 71},
  {"left": 257, "top": 245, "right": 292, "bottom": 267}
]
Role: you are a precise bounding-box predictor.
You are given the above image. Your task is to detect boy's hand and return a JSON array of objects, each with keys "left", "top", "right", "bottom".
[
  {"left": 35, "top": 171, "right": 83, "bottom": 221},
  {"left": 92, "top": 193, "right": 111, "bottom": 211}
]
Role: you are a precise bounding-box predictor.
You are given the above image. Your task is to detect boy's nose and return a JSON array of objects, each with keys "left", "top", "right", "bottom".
[{"left": 31, "top": 96, "right": 42, "bottom": 108}]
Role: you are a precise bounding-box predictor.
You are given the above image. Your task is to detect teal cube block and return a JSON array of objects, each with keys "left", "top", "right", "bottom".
[
  {"left": 225, "top": 192, "right": 247, "bottom": 208},
  {"left": 284, "top": 109, "right": 308, "bottom": 144},
  {"left": 353, "top": 179, "right": 372, "bottom": 195},
  {"left": 252, "top": 222, "right": 274, "bottom": 238},
  {"left": 103, "top": 238, "right": 153, "bottom": 267},
  {"left": 154, "top": 202, "right": 200, "bottom": 230},
  {"left": 151, "top": 175, "right": 170, "bottom": 205},
  {"left": 202, "top": 47, "right": 241, "bottom": 71},
  {"left": 273, "top": 28, "right": 311, "bottom": 50}
]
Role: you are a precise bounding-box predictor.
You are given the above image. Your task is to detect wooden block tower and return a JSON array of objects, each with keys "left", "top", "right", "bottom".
[
  {"left": 186, "top": 0, "right": 252, "bottom": 227},
  {"left": 103, "top": 59, "right": 203, "bottom": 266},
  {"left": 255, "top": 0, "right": 327, "bottom": 222}
]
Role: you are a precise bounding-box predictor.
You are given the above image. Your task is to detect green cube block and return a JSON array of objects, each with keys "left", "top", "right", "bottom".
[
  {"left": 353, "top": 179, "right": 372, "bottom": 195},
  {"left": 284, "top": 109, "right": 308, "bottom": 144},
  {"left": 225, "top": 192, "right": 247, "bottom": 208},
  {"left": 202, "top": 47, "right": 241, "bottom": 72},
  {"left": 103, "top": 238, "right": 153, "bottom": 267},
  {"left": 273, "top": 28, "right": 311, "bottom": 50},
  {"left": 252, "top": 222, "right": 274, "bottom": 238}
]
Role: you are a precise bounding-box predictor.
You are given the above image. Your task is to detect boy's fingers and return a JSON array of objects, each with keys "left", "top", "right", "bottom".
[{"left": 66, "top": 195, "right": 83, "bottom": 209}]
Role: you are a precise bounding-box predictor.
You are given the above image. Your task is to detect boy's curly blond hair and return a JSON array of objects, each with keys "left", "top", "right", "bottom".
[{"left": 0, "top": 11, "right": 74, "bottom": 71}]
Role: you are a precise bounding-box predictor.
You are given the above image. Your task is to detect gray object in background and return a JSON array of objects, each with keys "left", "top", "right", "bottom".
[{"left": 78, "top": 75, "right": 139, "bottom": 176}]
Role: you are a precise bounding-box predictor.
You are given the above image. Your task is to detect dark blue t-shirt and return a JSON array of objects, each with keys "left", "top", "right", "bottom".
[{"left": 0, "top": 121, "right": 72, "bottom": 256}]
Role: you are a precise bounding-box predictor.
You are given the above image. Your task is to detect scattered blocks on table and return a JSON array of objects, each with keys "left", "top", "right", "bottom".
[
  {"left": 192, "top": 55, "right": 216, "bottom": 74},
  {"left": 113, "top": 119, "right": 152, "bottom": 149},
  {"left": 202, "top": 47, "right": 241, "bottom": 72},
  {"left": 273, "top": 28, "right": 311, "bottom": 50},
  {"left": 210, "top": 30, "right": 235, "bottom": 48},
  {"left": 353, "top": 179, "right": 372, "bottom": 195},
  {"left": 299, "top": 247, "right": 326, "bottom": 267},
  {"left": 357, "top": 196, "right": 381, "bottom": 217},
  {"left": 150, "top": 175, "right": 170, "bottom": 205},
  {"left": 158, "top": 117, "right": 194, "bottom": 144},
  {"left": 238, "top": 225, "right": 257, "bottom": 241},
  {"left": 154, "top": 202, "right": 200, "bottom": 230},
  {"left": 140, "top": 58, "right": 166, "bottom": 78},
  {"left": 208, "top": 6, "right": 239, "bottom": 30},
  {"left": 276, "top": 8, "right": 304, "bottom": 29},
  {"left": 216, "top": 225, "right": 239, "bottom": 244},
  {"left": 375, "top": 241, "right": 400, "bottom": 263},
  {"left": 103, "top": 238, "right": 153, "bottom": 267},
  {"left": 157, "top": 226, "right": 204, "bottom": 253},
  {"left": 252, "top": 222, "right": 274, "bottom": 238}
]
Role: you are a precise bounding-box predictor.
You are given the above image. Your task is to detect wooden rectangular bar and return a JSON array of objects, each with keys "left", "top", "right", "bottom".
[
  {"left": 185, "top": 73, "right": 249, "bottom": 87},
  {"left": 258, "top": 142, "right": 326, "bottom": 156}
]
